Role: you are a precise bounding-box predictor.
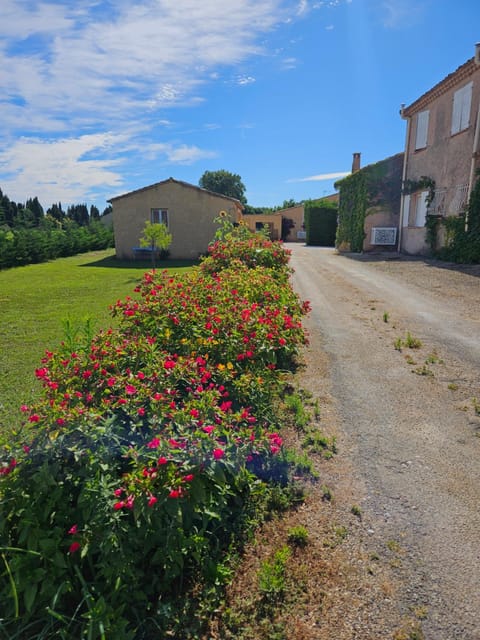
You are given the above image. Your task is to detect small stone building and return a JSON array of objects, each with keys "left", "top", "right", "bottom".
[{"left": 109, "top": 178, "right": 243, "bottom": 260}]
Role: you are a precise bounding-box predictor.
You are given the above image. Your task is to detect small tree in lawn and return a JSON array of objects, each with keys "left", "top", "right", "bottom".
[{"left": 139, "top": 221, "right": 172, "bottom": 268}]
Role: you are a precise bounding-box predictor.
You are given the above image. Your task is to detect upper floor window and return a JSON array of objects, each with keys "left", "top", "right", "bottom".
[
  {"left": 451, "top": 81, "right": 473, "bottom": 135},
  {"left": 415, "top": 110, "right": 429, "bottom": 150},
  {"left": 151, "top": 208, "right": 168, "bottom": 226}
]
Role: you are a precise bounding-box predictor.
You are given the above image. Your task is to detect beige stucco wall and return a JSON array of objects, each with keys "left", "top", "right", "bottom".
[
  {"left": 275, "top": 205, "right": 305, "bottom": 242},
  {"left": 111, "top": 181, "right": 242, "bottom": 260},
  {"left": 363, "top": 208, "right": 399, "bottom": 252},
  {"left": 240, "top": 213, "right": 282, "bottom": 240},
  {"left": 401, "top": 60, "right": 480, "bottom": 254}
]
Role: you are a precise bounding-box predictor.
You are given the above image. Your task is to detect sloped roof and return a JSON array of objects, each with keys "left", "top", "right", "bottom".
[
  {"left": 402, "top": 57, "right": 476, "bottom": 117},
  {"left": 108, "top": 177, "right": 243, "bottom": 205}
]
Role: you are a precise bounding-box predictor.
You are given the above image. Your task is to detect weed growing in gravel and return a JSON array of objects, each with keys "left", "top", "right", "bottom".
[
  {"left": 351, "top": 504, "right": 362, "bottom": 518},
  {"left": 447, "top": 383, "right": 459, "bottom": 391},
  {"left": 321, "top": 485, "right": 333, "bottom": 502},
  {"left": 472, "top": 397, "right": 480, "bottom": 415},
  {"left": 283, "top": 390, "right": 310, "bottom": 430},
  {"left": 413, "top": 364, "right": 434, "bottom": 377},
  {"left": 404, "top": 332, "right": 422, "bottom": 349},
  {"left": 258, "top": 546, "right": 291, "bottom": 603},
  {"left": 287, "top": 525, "right": 309, "bottom": 548},
  {"left": 302, "top": 429, "right": 337, "bottom": 458},
  {"left": 383, "top": 311, "right": 390, "bottom": 323},
  {"left": 394, "top": 337, "right": 403, "bottom": 351}
]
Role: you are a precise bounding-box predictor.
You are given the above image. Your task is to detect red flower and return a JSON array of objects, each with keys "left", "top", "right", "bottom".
[
  {"left": 114, "top": 501, "right": 124, "bottom": 510},
  {"left": 169, "top": 489, "right": 181, "bottom": 499},
  {"left": 68, "top": 524, "right": 78, "bottom": 535},
  {"left": 213, "top": 448, "right": 224, "bottom": 460},
  {"left": 147, "top": 437, "right": 161, "bottom": 449},
  {"left": 183, "top": 474, "right": 194, "bottom": 482},
  {"left": 148, "top": 495, "right": 158, "bottom": 507},
  {"left": 125, "top": 384, "right": 137, "bottom": 395},
  {"left": 158, "top": 456, "right": 168, "bottom": 465},
  {"left": 69, "top": 541, "right": 81, "bottom": 554},
  {"left": 28, "top": 414, "right": 40, "bottom": 423}
]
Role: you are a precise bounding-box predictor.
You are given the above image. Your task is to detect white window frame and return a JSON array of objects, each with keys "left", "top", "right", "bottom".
[
  {"left": 404, "top": 192, "right": 429, "bottom": 228},
  {"left": 451, "top": 81, "right": 473, "bottom": 135},
  {"left": 415, "top": 110, "right": 429, "bottom": 150},
  {"left": 151, "top": 208, "right": 168, "bottom": 226}
]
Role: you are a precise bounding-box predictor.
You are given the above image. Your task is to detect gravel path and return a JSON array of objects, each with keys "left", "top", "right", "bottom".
[{"left": 289, "top": 245, "right": 480, "bottom": 640}]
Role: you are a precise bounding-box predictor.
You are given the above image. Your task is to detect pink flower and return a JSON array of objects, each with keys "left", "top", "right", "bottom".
[
  {"left": 147, "top": 437, "right": 161, "bottom": 449},
  {"left": 114, "top": 501, "right": 124, "bottom": 510},
  {"left": 147, "top": 495, "right": 158, "bottom": 507},
  {"left": 164, "top": 359, "right": 176, "bottom": 369},
  {"left": 169, "top": 489, "right": 181, "bottom": 499},
  {"left": 137, "top": 407, "right": 145, "bottom": 416},
  {"left": 113, "top": 488, "right": 124, "bottom": 497},
  {"left": 202, "top": 425, "right": 215, "bottom": 434},
  {"left": 213, "top": 448, "right": 224, "bottom": 460},
  {"left": 20, "top": 405, "right": 29, "bottom": 413},
  {"left": 68, "top": 524, "right": 78, "bottom": 535},
  {"left": 28, "top": 414, "right": 40, "bottom": 423},
  {"left": 69, "top": 541, "right": 81, "bottom": 554},
  {"left": 158, "top": 456, "right": 168, "bottom": 465},
  {"left": 82, "top": 370, "right": 92, "bottom": 379},
  {"left": 125, "top": 384, "right": 137, "bottom": 395},
  {"left": 183, "top": 474, "right": 194, "bottom": 482},
  {"left": 23, "top": 445, "right": 30, "bottom": 453},
  {"left": 190, "top": 408, "right": 200, "bottom": 418}
]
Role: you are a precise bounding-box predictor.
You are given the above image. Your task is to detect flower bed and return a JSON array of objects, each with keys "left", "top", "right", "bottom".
[{"left": 0, "top": 222, "right": 309, "bottom": 638}]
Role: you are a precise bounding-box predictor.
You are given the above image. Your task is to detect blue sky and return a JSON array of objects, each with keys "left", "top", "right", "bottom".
[{"left": 1, "top": 0, "right": 479, "bottom": 210}]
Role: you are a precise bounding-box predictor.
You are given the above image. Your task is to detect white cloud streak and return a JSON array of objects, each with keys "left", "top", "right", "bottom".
[{"left": 288, "top": 171, "right": 350, "bottom": 182}]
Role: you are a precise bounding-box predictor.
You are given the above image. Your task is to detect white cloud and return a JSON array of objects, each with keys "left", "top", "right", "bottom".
[
  {"left": 236, "top": 75, "right": 256, "bottom": 85},
  {"left": 381, "top": 0, "right": 424, "bottom": 28},
  {"left": 287, "top": 171, "right": 350, "bottom": 182},
  {"left": 0, "top": 133, "right": 216, "bottom": 205},
  {"left": 0, "top": 0, "right": 286, "bottom": 132}
]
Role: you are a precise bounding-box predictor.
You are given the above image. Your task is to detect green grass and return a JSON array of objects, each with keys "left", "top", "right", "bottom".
[{"left": 0, "top": 249, "right": 195, "bottom": 436}]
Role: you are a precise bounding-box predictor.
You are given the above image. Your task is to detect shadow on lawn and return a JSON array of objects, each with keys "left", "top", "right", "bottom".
[{"left": 79, "top": 255, "right": 199, "bottom": 270}]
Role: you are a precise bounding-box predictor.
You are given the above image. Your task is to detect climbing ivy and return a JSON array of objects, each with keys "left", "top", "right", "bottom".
[
  {"left": 437, "top": 170, "right": 480, "bottom": 263},
  {"left": 335, "top": 154, "right": 403, "bottom": 252}
]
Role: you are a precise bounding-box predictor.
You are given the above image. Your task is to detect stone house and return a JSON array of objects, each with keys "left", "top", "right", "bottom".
[
  {"left": 109, "top": 178, "right": 243, "bottom": 260},
  {"left": 335, "top": 152, "right": 404, "bottom": 252},
  {"left": 399, "top": 44, "right": 480, "bottom": 254}
]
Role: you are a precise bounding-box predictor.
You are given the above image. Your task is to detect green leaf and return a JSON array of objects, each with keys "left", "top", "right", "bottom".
[{"left": 23, "top": 581, "right": 38, "bottom": 613}]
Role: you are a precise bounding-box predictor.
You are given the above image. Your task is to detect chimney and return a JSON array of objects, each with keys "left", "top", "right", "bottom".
[{"left": 352, "top": 152, "right": 361, "bottom": 173}]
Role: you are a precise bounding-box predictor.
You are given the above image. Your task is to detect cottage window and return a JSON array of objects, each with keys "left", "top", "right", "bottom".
[
  {"left": 151, "top": 208, "right": 168, "bottom": 226},
  {"left": 451, "top": 81, "right": 473, "bottom": 135},
  {"left": 415, "top": 110, "right": 429, "bottom": 149},
  {"left": 403, "top": 191, "right": 429, "bottom": 227}
]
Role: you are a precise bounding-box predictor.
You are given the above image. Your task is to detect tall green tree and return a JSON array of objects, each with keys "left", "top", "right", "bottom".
[{"left": 199, "top": 169, "right": 247, "bottom": 204}]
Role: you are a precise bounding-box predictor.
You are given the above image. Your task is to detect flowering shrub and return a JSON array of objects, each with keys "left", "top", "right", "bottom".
[{"left": 0, "top": 227, "right": 310, "bottom": 638}]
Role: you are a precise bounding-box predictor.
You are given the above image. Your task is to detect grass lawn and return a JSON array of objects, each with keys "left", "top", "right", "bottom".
[{"left": 0, "top": 249, "right": 195, "bottom": 437}]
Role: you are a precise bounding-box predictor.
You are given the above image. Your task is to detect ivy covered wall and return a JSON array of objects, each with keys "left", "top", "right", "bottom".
[{"left": 335, "top": 153, "right": 403, "bottom": 252}]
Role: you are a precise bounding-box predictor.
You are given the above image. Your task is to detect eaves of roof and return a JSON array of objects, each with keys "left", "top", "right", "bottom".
[
  {"left": 108, "top": 177, "right": 243, "bottom": 206},
  {"left": 402, "top": 57, "right": 476, "bottom": 117}
]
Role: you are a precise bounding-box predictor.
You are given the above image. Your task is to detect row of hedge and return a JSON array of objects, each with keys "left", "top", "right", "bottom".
[
  {"left": 0, "top": 222, "right": 114, "bottom": 269},
  {"left": 0, "top": 218, "right": 310, "bottom": 638}
]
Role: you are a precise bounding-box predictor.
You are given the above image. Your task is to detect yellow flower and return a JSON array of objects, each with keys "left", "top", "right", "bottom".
[
  {"left": 226, "top": 362, "right": 234, "bottom": 370},
  {"left": 219, "top": 210, "right": 227, "bottom": 218},
  {"left": 217, "top": 363, "right": 226, "bottom": 371}
]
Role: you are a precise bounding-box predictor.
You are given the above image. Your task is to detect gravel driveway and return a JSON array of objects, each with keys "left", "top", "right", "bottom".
[{"left": 288, "top": 244, "right": 480, "bottom": 640}]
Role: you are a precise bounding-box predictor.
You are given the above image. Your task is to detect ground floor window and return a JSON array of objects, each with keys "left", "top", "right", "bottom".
[{"left": 151, "top": 208, "right": 168, "bottom": 226}]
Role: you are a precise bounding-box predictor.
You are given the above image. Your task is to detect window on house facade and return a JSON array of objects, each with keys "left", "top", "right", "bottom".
[
  {"left": 402, "top": 191, "right": 429, "bottom": 228},
  {"left": 451, "top": 81, "right": 473, "bottom": 135},
  {"left": 151, "top": 208, "right": 168, "bottom": 226},
  {"left": 415, "top": 110, "right": 429, "bottom": 150}
]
